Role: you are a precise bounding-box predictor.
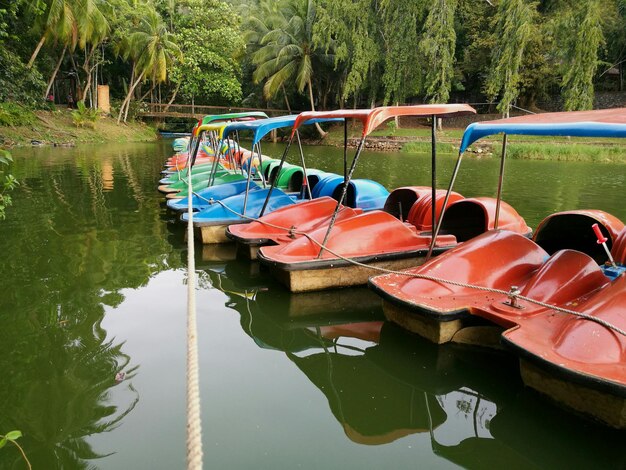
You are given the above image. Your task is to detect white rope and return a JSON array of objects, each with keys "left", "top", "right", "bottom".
[
  {"left": 203, "top": 196, "right": 626, "bottom": 338},
  {"left": 186, "top": 162, "right": 203, "bottom": 469}
]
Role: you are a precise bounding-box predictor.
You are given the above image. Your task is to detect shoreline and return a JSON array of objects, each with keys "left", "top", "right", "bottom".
[
  {"left": 309, "top": 125, "right": 626, "bottom": 163},
  {"left": 0, "top": 108, "right": 157, "bottom": 149}
]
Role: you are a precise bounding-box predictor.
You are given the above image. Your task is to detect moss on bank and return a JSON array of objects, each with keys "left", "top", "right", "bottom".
[{"left": 0, "top": 107, "right": 157, "bottom": 148}]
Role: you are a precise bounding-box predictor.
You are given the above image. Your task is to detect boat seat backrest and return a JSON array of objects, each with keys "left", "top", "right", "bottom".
[
  {"left": 311, "top": 175, "right": 343, "bottom": 199},
  {"left": 438, "top": 200, "right": 487, "bottom": 242},
  {"left": 534, "top": 213, "right": 612, "bottom": 264},
  {"left": 520, "top": 249, "right": 609, "bottom": 305},
  {"left": 383, "top": 187, "right": 429, "bottom": 220},
  {"left": 286, "top": 169, "right": 304, "bottom": 192},
  {"left": 406, "top": 191, "right": 464, "bottom": 231},
  {"left": 331, "top": 182, "right": 357, "bottom": 208}
]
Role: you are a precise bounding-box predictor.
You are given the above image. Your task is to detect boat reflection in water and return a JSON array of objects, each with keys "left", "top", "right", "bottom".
[{"left": 200, "top": 260, "right": 626, "bottom": 468}]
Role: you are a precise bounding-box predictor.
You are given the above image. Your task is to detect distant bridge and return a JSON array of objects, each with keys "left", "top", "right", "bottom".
[{"left": 139, "top": 103, "right": 294, "bottom": 119}]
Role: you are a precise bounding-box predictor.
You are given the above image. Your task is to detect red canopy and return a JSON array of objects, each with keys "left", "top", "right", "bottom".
[
  {"left": 292, "top": 104, "right": 476, "bottom": 137},
  {"left": 491, "top": 107, "right": 626, "bottom": 125}
]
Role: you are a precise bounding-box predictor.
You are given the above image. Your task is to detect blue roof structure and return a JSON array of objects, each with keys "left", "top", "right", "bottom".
[
  {"left": 222, "top": 115, "right": 344, "bottom": 146},
  {"left": 459, "top": 108, "right": 626, "bottom": 152}
]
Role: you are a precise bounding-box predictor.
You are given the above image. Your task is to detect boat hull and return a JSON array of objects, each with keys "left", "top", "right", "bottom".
[
  {"left": 519, "top": 359, "right": 626, "bottom": 429},
  {"left": 263, "top": 252, "right": 436, "bottom": 293},
  {"left": 195, "top": 220, "right": 247, "bottom": 244}
]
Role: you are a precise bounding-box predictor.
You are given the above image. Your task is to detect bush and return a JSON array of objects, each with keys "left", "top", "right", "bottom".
[
  {"left": 0, "top": 48, "right": 45, "bottom": 107},
  {"left": 72, "top": 101, "right": 100, "bottom": 128},
  {"left": 0, "top": 102, "right": 37, "bottom": 127}
]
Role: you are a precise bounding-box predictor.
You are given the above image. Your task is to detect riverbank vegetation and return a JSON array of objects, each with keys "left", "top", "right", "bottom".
[{"left": 0, "top": 109, "right": 156, "bottom": 148}]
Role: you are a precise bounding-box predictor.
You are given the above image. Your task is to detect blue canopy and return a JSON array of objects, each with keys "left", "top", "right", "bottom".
[
  {"left": 459, "top": 108, "right": 626, "bottom": 153},
  {"left": 222, "top": 115, "right": 344, "bottom": 146}
]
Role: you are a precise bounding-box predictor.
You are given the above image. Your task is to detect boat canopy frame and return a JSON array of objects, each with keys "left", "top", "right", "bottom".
[
  {"left": 427, "top": 107, "right": 626, "bottom": 259},
  {"left": 285, "top": 105, "right": 476, "bottom": 258},
  {"left": 187, "top": 115, "right": 344, "bottom": 216},
  {"left": 221, "top": 115, "right": 344, "bottom": 215}
]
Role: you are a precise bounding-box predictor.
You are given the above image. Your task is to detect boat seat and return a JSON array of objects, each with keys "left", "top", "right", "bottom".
[
  {"left": 534, "top": 213, "right": 613, "bottom": 264},
  {"left": 438, "top": 200, "right": 487, "bottom": 242},
  {"left": 383, "top": 187, "right": 432, "bottom": 221},
  {"left": 332, "top": 182, "right": 357, "bottom": 208},
  {"left": 520, "top": 249, "right": 609, "bottom": 305}
]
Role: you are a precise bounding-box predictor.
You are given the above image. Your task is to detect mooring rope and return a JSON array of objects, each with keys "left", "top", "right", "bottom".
[
  {"left": 193, "top": 193, "right": 626, "bottom": 338},
  {"left": 186, "top": 170, "right": 203, "bottom": 469}
]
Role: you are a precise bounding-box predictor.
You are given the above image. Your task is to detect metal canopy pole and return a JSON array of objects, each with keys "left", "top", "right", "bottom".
[
  {"left": 494, "top": 134, "right": 507, "bottom": 230},
  {"left": 257, "top": 141, "right": 265, "bottom": 187},
  {"left": 295, "top": 130, "right": 312, "bottom": 199},
  {"left": 188, "top": 131, "right": 201, "bottom": 172},
  {"left": 242, "top": 142, "right": 258, "bottom": 215},
  {"left": 317, "top": 136, "right": 366, "bottom": 259},
  {"left": 259, "top": 134, "right": 294, "bottom": 217},
  {"left": 208, "top": 130, "right": 225, "bottom": 188},
  {"left": 426, "top": 151, "right": 465, "bottom": 261},
  {"left": 431, "top": 114, "right": 437, "bottom": 231},
  {"left": 233, "top": 130, "right": 241, "bottom": 172},
  {"left": 343, "top": 120, "right": 348, "bottom": 182}
]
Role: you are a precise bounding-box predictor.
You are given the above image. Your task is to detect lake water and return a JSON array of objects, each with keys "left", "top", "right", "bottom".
[{"left": 1, "top": 140, "right": 625, "bottom": 469}]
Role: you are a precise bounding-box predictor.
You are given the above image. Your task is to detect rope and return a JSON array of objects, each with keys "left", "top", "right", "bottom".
[
  {"left": 186, "top": 165, "right": 203, "bottom": 469},
  {"left": 197, "top": 194, "right": 626, "bottom": 338}
]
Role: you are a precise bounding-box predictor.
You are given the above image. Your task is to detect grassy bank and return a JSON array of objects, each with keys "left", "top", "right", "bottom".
[
  {"left": 0, "top": 104, "right": 157, "bottom": 148},
  {"left": 322, "top": 123, "right": 626, "bottom": 162}
]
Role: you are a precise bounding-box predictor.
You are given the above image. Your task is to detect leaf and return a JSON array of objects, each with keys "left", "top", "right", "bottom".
[
  {"left": 5, "top": 430, "right": 21, "bottom": 441},
  {"left": 0, "top": 438, "right": 6, "bottom": 449}
]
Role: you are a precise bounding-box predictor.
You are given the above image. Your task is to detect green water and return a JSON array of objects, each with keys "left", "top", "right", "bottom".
[{"left": 1, "top": 141, "right": 625, "bottom": 469}]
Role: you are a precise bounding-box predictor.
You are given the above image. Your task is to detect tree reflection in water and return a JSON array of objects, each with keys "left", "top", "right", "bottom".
[{"left": 0, "top": 143, "right": 181, "bottom": 468}]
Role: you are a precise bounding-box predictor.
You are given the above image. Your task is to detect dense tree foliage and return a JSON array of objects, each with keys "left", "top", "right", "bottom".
[{"left": 0, "top": 0, "right": 624, "bottom": 119}]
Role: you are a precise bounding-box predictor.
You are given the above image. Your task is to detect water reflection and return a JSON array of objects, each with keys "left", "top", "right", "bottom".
[
  {"left": 202, "top": 257, "right": 626, "bottom": 469},
  {"left": 0, "top": 143, "right": 181, "bottom": 468},
  {"left": 4, "top": 141, "right": 626, "bottom": 468}
]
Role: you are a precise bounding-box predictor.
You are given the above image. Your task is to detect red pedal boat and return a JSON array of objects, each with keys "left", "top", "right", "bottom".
[
  {"left": 369, "top": 108, "right": 626, "bottom": 428},
  {"left": 249, "top": 105, "right": 530, "bottom": 292}
]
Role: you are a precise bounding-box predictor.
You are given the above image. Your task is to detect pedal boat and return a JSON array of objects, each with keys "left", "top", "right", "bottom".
[
  {"left": 163, "top": 110, "right": 269, "bottom": 169},
  {"left": 369, "top": 108, "right": 626, "bottom": 428},
  {"left": 158, "top": 123, "right": 248, "bottom": 194},
  {"left": 181, "top": 115, "right": 349, "bottom": 243},
  {"left": 226, "top": 177, "right": 391, "bottom": 259},
  {"left": 255, "top": 105, "right": 525, "bottom": 292}
]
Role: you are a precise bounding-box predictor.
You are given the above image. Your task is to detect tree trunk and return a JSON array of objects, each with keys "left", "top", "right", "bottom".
[
  {"left": 394, "top": 101, "right": 400, "bottom": 129},
  {"left": 81, "top": 46, "right": 98, "bottom": 106},
  {"left": 307, "top": 79, "right": 326, "bottom": 138},
  {"left": 28, "top": 34, "right": 47, "bottom": 68},
  {"left": 118, "top": 69, "right": 145, "bottom": 123},
  {"left": 163, "top": 82, "right": 180, "bottom": 112},
  {"left": 140, "top": 83, "right": 157, "bottom": 102},
  {"left": 45, "top": 46, "right": 67, "bottom": 99},
  {"left": 281, "top": 84, "right": 291, "bottom": 112}
]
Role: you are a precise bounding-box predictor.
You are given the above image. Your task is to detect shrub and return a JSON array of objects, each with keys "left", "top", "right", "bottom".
[
  {"left": 72, "top": 101, "right": 100, "bottom": 128},
  {"left": 0, "top": 103, "right": 37, "bottom": 127},
  {"left": 0, "top": 48, "right": 45, "bottom": 107}
]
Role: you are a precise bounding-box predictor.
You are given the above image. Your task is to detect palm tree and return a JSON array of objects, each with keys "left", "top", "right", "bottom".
[
  {"left": 27, "top": 0, "right": 108, "bottom": 68},
  {"left": 117, "top": 9, "right": 181, "bottom": 123},
  {"left": 250, "top": 0, "right": 330, "bottom": 137}
]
